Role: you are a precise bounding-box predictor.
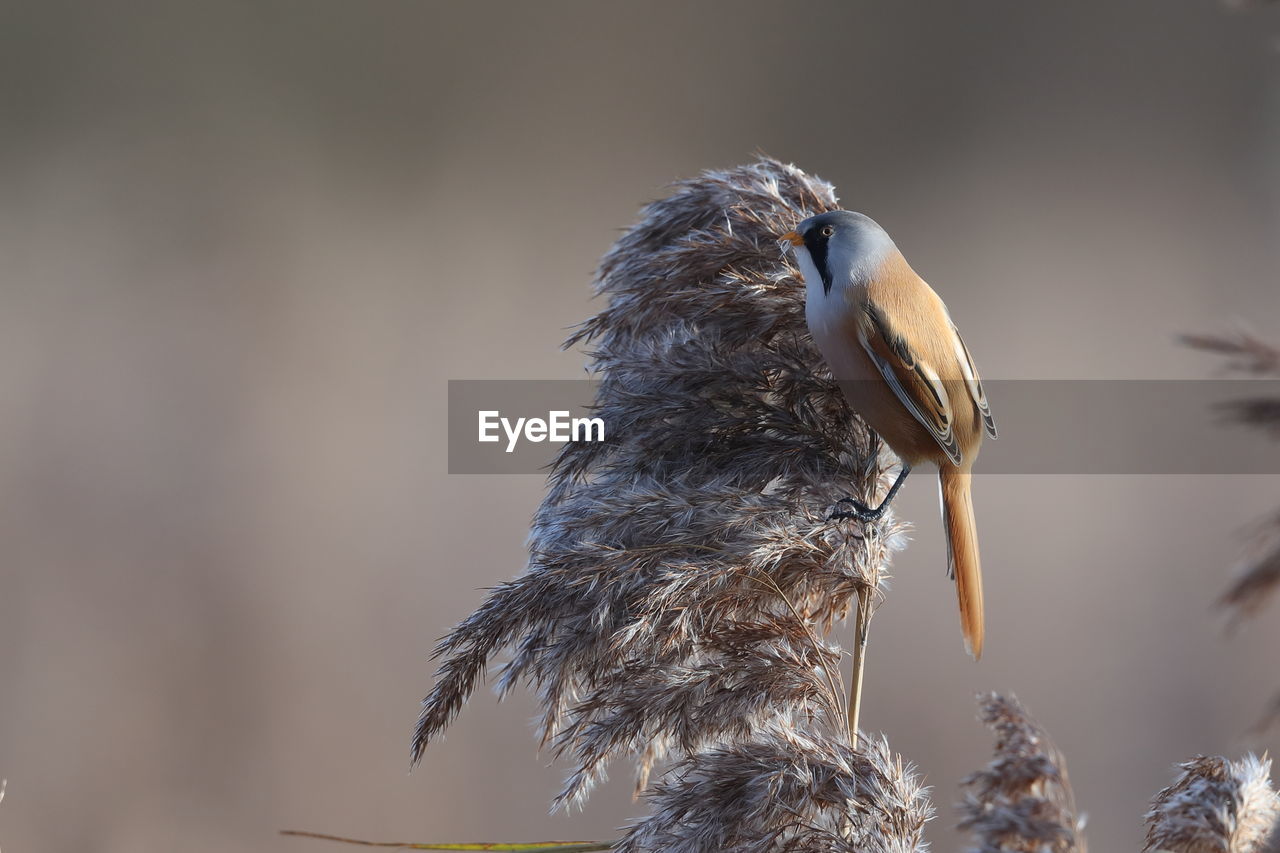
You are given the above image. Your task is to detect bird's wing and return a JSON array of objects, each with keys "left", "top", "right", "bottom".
[
  {"left": 858, "top": 301, "right": 962, "bottom": 465},
  {"left": 951, "top": 324, "right": 997, "bottom": 439}
]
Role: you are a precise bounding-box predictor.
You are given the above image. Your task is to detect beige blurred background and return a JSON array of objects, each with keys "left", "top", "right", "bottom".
[{"left": 2, "top": 1, "right": 1280, "bottom": 850}]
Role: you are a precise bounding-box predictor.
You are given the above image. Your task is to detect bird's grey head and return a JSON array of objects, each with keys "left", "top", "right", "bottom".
[{"left": 782, "top": 210, "right": 897, "bottom": 297}]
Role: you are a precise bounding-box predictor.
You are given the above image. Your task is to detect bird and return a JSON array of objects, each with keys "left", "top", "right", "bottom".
[{"left": 782, "top": 210, "right": 996, "bottom": 659}]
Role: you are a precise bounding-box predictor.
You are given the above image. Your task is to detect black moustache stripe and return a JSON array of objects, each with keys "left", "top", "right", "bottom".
[{"left": 807, "top": 235, "right": 833, "bottom": 294}]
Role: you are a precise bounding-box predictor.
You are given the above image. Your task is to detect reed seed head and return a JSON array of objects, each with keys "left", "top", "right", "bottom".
[
  {"left": 958, "top": 693, "right": 1086, "bottom": 853},
  {"left": 412, "top": 158, "right": 906, "bottom": 814},
  {"left": 616, "top": 724, "right": 933, "bottom": 853},
  {"left": 1144, "top": 754, "right": 1279, "bottom": 853}
]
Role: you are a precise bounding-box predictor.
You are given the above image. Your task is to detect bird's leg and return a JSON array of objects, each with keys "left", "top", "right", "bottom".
[{"left": 829, "top": 463, "right": 912, "bottom": 522}]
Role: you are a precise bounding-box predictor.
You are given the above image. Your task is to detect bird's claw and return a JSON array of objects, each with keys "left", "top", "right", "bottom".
[{"left": 827, "top": 497, "right": 882, "bottom": 522}]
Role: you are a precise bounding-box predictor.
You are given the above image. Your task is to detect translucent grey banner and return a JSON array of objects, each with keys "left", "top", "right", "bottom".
[{"left": 447, "top": 379, "right": 1280, "bottom": 475}]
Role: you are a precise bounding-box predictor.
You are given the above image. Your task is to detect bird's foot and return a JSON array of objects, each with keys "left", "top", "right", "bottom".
[{"left": 827, "top": 497, "right": 885, "bottom": 523}]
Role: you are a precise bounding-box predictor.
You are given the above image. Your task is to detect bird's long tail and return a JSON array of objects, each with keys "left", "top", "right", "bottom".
[{"left": 940, "top": 464, "right": 984, "bottom": 660}]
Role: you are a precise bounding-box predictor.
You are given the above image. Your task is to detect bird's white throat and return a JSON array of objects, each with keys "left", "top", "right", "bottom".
[
  {"left": 793, "top": 244, "right": 868, "bottom": 383},
  {"left": 794, "top": 245, "right": 843, "bottom": 347}
]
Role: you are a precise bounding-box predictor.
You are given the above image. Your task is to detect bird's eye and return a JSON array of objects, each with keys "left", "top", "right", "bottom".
[{"left": 821, "top": 225, "right": 835, "bottom": 238}]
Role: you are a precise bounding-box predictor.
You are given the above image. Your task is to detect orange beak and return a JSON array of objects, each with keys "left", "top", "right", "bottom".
[{"left": 780, "top": 230, "right": 804, "bottom": 247}]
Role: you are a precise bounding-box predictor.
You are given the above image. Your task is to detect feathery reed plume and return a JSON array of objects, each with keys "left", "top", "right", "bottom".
[
  {"left": 958, "top": 693, "right": 1086, "bottom": 853},
  {"left": 1185, "top": 331, "right": 1280, "bottom": 735},
  {"left": 1182, "top": 332, "right": 1280, "bottom": 376},
  {"left": 1221, "top": 514, "right": 1280, "bottom": 629},
  {"left": 615, "top": 724, "right": 932, "bottom": 853},
  {"left": 412, "top": 158, "right": 906, "bottom": 812},
  {"left": 1143, "top": 755, "right": 1280, "bottom": 853},
  {"left": 1183, "top": 332, "right": 1280, "bottom": 440},
  {"left": 1183, "top": 331, "right": 1280, "bottom": 625}
]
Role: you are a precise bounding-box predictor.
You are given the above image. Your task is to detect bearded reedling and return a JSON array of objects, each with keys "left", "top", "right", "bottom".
[{"left": 784, "top": 211, "right": 996, "bottom": 661}]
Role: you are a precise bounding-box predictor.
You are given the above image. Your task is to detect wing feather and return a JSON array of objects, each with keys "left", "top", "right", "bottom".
[
  {"left": 859, "top": 302, "right": 963, "bottom": 465},
  {"left": 952, "top": 325, "right": 997, "bottom": 439}
]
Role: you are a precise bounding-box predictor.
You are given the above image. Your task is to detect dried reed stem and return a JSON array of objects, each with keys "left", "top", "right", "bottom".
[{"left": 848, "top": 583, "right": 874, "bottom": 747}]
